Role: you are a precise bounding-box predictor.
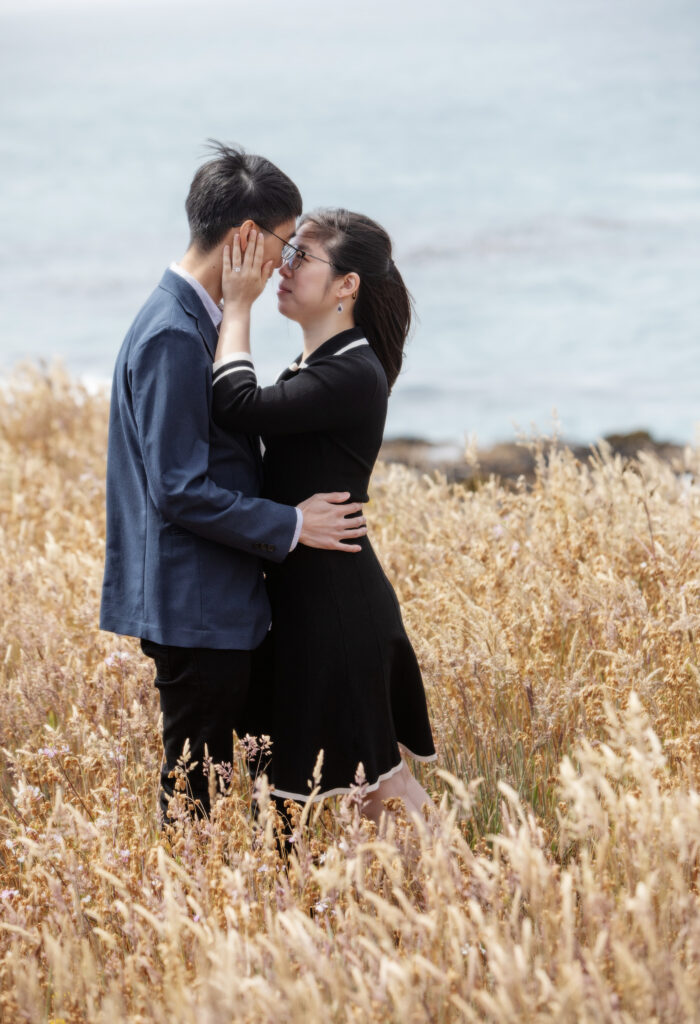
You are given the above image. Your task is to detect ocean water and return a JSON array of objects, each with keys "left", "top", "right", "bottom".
[{"left": 1, "top": 0, "right": 698, "bottom": 445}]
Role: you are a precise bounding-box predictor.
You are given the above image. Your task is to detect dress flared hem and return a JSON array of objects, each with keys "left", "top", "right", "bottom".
[{"left": 271, "top": 744, "right": 438, "bottom": 804}]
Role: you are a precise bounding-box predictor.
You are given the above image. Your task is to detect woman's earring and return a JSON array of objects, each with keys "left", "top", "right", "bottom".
[
  {"left": 337, "top": 303, "right": 344, "bottom": 313},
  {"left": 352, "top": 291, "right": 357, "bottom": 300}
]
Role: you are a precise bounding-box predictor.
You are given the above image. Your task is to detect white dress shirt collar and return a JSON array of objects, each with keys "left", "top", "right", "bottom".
[{"left": 169, "top": 262, "right": 223, "bottom": 329}]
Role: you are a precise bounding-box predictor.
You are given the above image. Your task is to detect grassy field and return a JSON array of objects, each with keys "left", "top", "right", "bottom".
[{"left": 1, "top": 364, "right": 699, "bottom": 1022}]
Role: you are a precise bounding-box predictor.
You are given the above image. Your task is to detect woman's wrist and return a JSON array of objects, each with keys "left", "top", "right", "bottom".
[
  {"left": 216, "top": 311, "right": 252, "bottom": 359},
  {"left": 221, "top": 297, "right": 253, "bottom": 315}
]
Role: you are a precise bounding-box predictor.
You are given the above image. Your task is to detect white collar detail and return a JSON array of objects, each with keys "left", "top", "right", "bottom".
[
  {"left": 169, "top": 262, "right": 223, "bottom": 328},
  {"left": 334, "top": 338, "right": 369, "bottom": 356}
]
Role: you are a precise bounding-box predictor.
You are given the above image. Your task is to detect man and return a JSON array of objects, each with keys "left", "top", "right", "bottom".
[{"left": 100, "top": 142, "right": 366, "bottom": 819}]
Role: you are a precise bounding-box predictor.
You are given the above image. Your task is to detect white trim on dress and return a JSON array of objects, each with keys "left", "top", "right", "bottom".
[
  {"left": 286, "top": 339, "right": 368, "bottom": 375},
  {"left": 271, "top": 747, "right": 438, "bottom": 804},
  {"left": 333, "top": 338, "right": 369, "bottom": 357},
  {"left": 398, "top": 743, "right": 440, "bottom": 764}
]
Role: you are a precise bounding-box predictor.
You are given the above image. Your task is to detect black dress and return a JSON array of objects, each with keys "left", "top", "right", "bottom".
[{"left": 212, "top": 326, "right": 436, "bottom": 802}]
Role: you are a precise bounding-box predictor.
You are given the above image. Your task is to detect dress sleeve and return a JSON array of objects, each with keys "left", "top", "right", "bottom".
[{"left": 211, "top": 352, "right": 382, "bottom": 435}]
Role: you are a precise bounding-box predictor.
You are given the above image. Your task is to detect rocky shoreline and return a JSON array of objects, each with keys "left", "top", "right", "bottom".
[{"left": 379, "top": 430, "right": 687, "bottom": 485}]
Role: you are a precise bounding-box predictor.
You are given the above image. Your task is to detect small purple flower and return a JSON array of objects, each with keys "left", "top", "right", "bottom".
[
  {"left": 214, "top": 760, "right": 233, "bottom": 784},
  {"left": 38, "top": 745, "right": 69, "bottom": 758},
  {"left": 240, "top": 734, "right": 260, "bottom": 758},
  {"left": 104, "top": 651, "right": 131, "bottom": 668}
]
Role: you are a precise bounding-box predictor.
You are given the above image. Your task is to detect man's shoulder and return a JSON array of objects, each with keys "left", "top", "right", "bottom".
[
  {"left": 130, "top": 276, "right": 193, "bottom": 334},
  {"left": 121, "top": 279, "right": 200, "bottom": 358}
]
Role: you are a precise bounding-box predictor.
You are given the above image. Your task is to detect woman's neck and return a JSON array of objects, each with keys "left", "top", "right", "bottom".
[{"left": 301, "top": 312, "right": 356, "bottom": 361}]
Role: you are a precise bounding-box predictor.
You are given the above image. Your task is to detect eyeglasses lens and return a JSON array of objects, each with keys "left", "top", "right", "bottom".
[{"left": 281, "top": 245, "right": 303, "bottom": 271}]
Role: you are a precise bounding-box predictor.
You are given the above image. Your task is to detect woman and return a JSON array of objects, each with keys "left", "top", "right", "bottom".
[{"left": 211, "top": 210, "right": 436, "bottom": 824}]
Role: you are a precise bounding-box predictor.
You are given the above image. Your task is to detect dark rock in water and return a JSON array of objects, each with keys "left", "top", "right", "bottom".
[
  {"left": 601, "top": 429, "right": 682, "bottom": 462},
  {"left": 379, "top": 431, "right": 685, "bottom": 485}
]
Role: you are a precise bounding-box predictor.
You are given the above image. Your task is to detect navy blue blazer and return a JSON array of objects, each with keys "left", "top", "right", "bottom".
[{"left": 100, "top": 268, "right": 298, "bottom": 649}]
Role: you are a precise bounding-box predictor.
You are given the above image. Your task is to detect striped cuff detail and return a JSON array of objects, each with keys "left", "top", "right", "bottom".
[
  {"left": 212, "top": 353, "right": 254, "bottom": 374},
  {"left": 213, "top": 364, "right": 257, "bottom": 386},
  {"left": 213, "top": 355, "right": 256, "bottom": 386}
]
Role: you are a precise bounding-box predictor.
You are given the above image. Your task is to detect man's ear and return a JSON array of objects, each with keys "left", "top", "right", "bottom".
[{"left": 238, "top": 220, "right": 255, "bottom": 253}]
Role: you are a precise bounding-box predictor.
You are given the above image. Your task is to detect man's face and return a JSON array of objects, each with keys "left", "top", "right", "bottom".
[{"left": 261, "top": 218, "right": 297, "bottom": 269}]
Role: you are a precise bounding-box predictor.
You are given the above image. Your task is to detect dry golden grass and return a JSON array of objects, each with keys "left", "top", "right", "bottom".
[{"left": 1, "top": 363, "right": 699, "bottom": 1022}]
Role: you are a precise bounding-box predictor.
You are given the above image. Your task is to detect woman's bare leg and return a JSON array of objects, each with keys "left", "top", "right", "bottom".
[
  {"left": 402, "top": 767, "right": 437, "bottom": 820},
  {"left": 362, "top": 760, "right": 434, "bottom": 826}
]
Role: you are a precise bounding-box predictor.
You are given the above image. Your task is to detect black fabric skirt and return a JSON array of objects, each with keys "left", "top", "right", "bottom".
[{"left": 244, "top": 539, "right": 437, "bottom": 803}]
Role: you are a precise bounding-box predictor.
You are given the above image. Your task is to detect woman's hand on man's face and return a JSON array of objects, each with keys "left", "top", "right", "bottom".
[{"left": 221, "top": 230, "right": 275, "bottom": 310}]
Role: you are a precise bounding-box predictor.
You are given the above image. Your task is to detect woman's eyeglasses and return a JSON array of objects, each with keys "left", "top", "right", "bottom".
[
  {"left": 281, "top": 243, "right": 333, "bottom": 271},
  {"left": 261, "top": 226, "right": 333, "bottom": 272}
]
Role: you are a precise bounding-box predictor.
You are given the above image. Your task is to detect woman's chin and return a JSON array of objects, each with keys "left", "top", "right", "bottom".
[{"left": 276, "top": 296, "right": 298, "bottom": 321}]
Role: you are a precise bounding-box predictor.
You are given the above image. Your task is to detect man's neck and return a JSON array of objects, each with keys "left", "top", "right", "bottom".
[{"left": 178, "top": 246, "right": 223, "bottom": 305}]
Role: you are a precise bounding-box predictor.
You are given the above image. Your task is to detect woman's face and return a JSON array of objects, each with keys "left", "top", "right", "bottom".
[{"left": 276, "top": 226, "right": 338, "bottom": 324}]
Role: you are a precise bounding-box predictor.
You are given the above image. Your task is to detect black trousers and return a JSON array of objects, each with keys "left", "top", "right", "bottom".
[{"left": 140, "top": 639, "right": 251, "bottom": 820}]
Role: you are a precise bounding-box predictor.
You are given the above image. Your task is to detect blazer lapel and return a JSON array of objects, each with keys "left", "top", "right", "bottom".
[
  {"left": 158, "top": 269, "right": 263, "bottom": 476},
  {"left": 158, "top": 268, "right": 219, "bottom": 360},
  {"left": 195, "top": 312, "right": 219, "bottom": 361}
]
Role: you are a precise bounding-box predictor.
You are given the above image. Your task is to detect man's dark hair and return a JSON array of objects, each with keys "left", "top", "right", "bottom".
[{"left": 185, "top": 140, "right": 302, "bottom": 252}]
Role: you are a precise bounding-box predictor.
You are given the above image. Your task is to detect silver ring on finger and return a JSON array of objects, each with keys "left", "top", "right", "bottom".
[{"left": 234, "top": 266, "right": 241, "bottom": 273}]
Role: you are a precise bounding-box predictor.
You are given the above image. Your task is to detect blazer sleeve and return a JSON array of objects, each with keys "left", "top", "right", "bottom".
[
  {"left": 130, "top": 328, "right": 297, "bottom": 561},
  {"left": 211, "top": 352, "right": 382, "bottom": 435}
]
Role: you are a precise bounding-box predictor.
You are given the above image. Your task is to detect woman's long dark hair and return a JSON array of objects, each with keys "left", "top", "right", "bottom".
[{"left": 298, "top": 209, "right": 413, "bottom": 391}]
